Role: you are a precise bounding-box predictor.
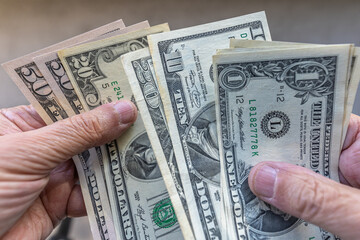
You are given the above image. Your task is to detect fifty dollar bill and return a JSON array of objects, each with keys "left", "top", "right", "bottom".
[{"left": 1, "top": 20, "right": 129, "bottom": 240}]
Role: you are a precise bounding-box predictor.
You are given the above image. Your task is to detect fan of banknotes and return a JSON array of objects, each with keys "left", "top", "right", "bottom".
[{"left": 2, "top": 11, "right": 359, "bottom": 240}]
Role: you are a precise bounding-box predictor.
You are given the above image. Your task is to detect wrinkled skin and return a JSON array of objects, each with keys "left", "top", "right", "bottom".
[
  {"left": 0, "top": 101, "right": 137, "bottom": 239},
  {"left": 249, "top": 114, "right": 360, "bottom": 240},
  {"left": 1, "top": 102, "right": 360, "bottom": 240}
]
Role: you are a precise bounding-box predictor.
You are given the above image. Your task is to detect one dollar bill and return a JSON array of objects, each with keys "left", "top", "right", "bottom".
[{"left": 214, "top": 45, "right": 351, "bottom": 239}]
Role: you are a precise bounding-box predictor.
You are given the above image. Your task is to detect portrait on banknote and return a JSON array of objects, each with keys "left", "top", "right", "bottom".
[
  {"left": 125, "top": 132, "right": 162, "bottom": 180},
  {"left": 240, "top": 178, "right": 298, "bottom": 234},
  {"left": 185, "top": 103, "right": 220, "bottom": 184}
]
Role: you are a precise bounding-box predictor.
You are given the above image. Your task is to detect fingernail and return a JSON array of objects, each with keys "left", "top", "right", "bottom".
[
  {"left": 253, "top": 164, "right": 277, "bottom": 198},
  {"left": 113, "top": 101, "right": 136, "bottom": 124}
]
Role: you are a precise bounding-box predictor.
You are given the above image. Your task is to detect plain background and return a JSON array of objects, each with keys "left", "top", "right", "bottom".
[{"left": 0, "top": 0, "right": 359, "bottom": 239}]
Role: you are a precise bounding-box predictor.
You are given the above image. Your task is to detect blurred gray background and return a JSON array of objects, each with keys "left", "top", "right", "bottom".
[{"left": 0, "top": 0, "right": 359, "bottom": 239}]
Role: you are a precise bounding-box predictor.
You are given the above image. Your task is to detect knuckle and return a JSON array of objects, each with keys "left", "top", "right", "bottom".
[
  {"left": 1, "top": 105, "right": 28, "bottom": 121},
  {"left": 67, "top": 114, "right": 104, "bottom": 144},
  {"left": 293, "top": 177, "right": 327, "bottom": 221}
]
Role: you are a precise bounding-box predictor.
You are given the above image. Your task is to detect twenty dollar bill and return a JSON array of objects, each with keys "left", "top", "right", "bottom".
[{"left": 59, "top": 24, "right": 184, "bottom": 240}]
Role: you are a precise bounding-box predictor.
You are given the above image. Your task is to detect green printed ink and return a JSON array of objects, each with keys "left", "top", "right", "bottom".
[{"left": 152, "top": 198, "right": 177, "bottom": 228}]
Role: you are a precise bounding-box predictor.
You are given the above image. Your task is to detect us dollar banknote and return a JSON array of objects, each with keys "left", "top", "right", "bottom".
[
  {"left": 33, "top": 22, "right": 149, "bottom": 212},
  {"left": 58, "top": 24, "right": 184, "bottom": 240},
  {"left": 2, "top": 19, "right": 125, "bottom": 124},
  {"left": 32, "top": 23, "right": 150, "bottom": 209},
  {"left": 148, "top": 11, "right": 271, "bottom": 239},
  {"left": 228, "top": 39, "right": 360, "bottom": 148},
  {"left": 1, "top": 20, "right": 127, "bottom": 240},
  {"left": 122, "top": 48, "right": 194, "bottom": 240},
  {"left": 33, "top": 21, "right": 150, "bottom": 116},
  {"left": 213, "top": 45, "right": 351, "bottom": 239}
]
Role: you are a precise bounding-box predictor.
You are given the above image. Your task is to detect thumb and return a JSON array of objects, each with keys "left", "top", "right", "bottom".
[
  {"left": 0, "top": 100, "right": 137, "bottom": 174},
  {"left": 248, "top": 162, "right": 360, "bottom": 240}
]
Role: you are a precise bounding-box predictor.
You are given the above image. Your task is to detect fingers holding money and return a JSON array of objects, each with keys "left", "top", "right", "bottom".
[
  {"left": 0, "top": 105, "right": 46, "bottom": 135},
  {"left": 248, "top": 162, "right": 360, "bottom": 240},
  {"left": 41, "top": 160, "right": 86, "bottom": 225},
  {"left": 339, "top": 114, "right": 360, "bottom": 188},
  {"left": 0, "top": 100, "right": 136, "bottom": 237},
  {"left": 0, "top": 100, "right": 137, "bottom": 177}
]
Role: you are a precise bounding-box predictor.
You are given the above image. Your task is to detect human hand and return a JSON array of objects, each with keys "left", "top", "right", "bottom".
[
  {"left": 0, "top": 101, "right": 137, "bottom": 239},
  {"left": 248, "top": 114, "right": 360, "bottom": 239}
]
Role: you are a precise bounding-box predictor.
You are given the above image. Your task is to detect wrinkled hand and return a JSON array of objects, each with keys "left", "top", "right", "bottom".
[
  {"left": 249, "top": 114, "right": 360, "bottom": 240},
  {"left": 0, "top": 101, "right": 137, "bottom": 239}
]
